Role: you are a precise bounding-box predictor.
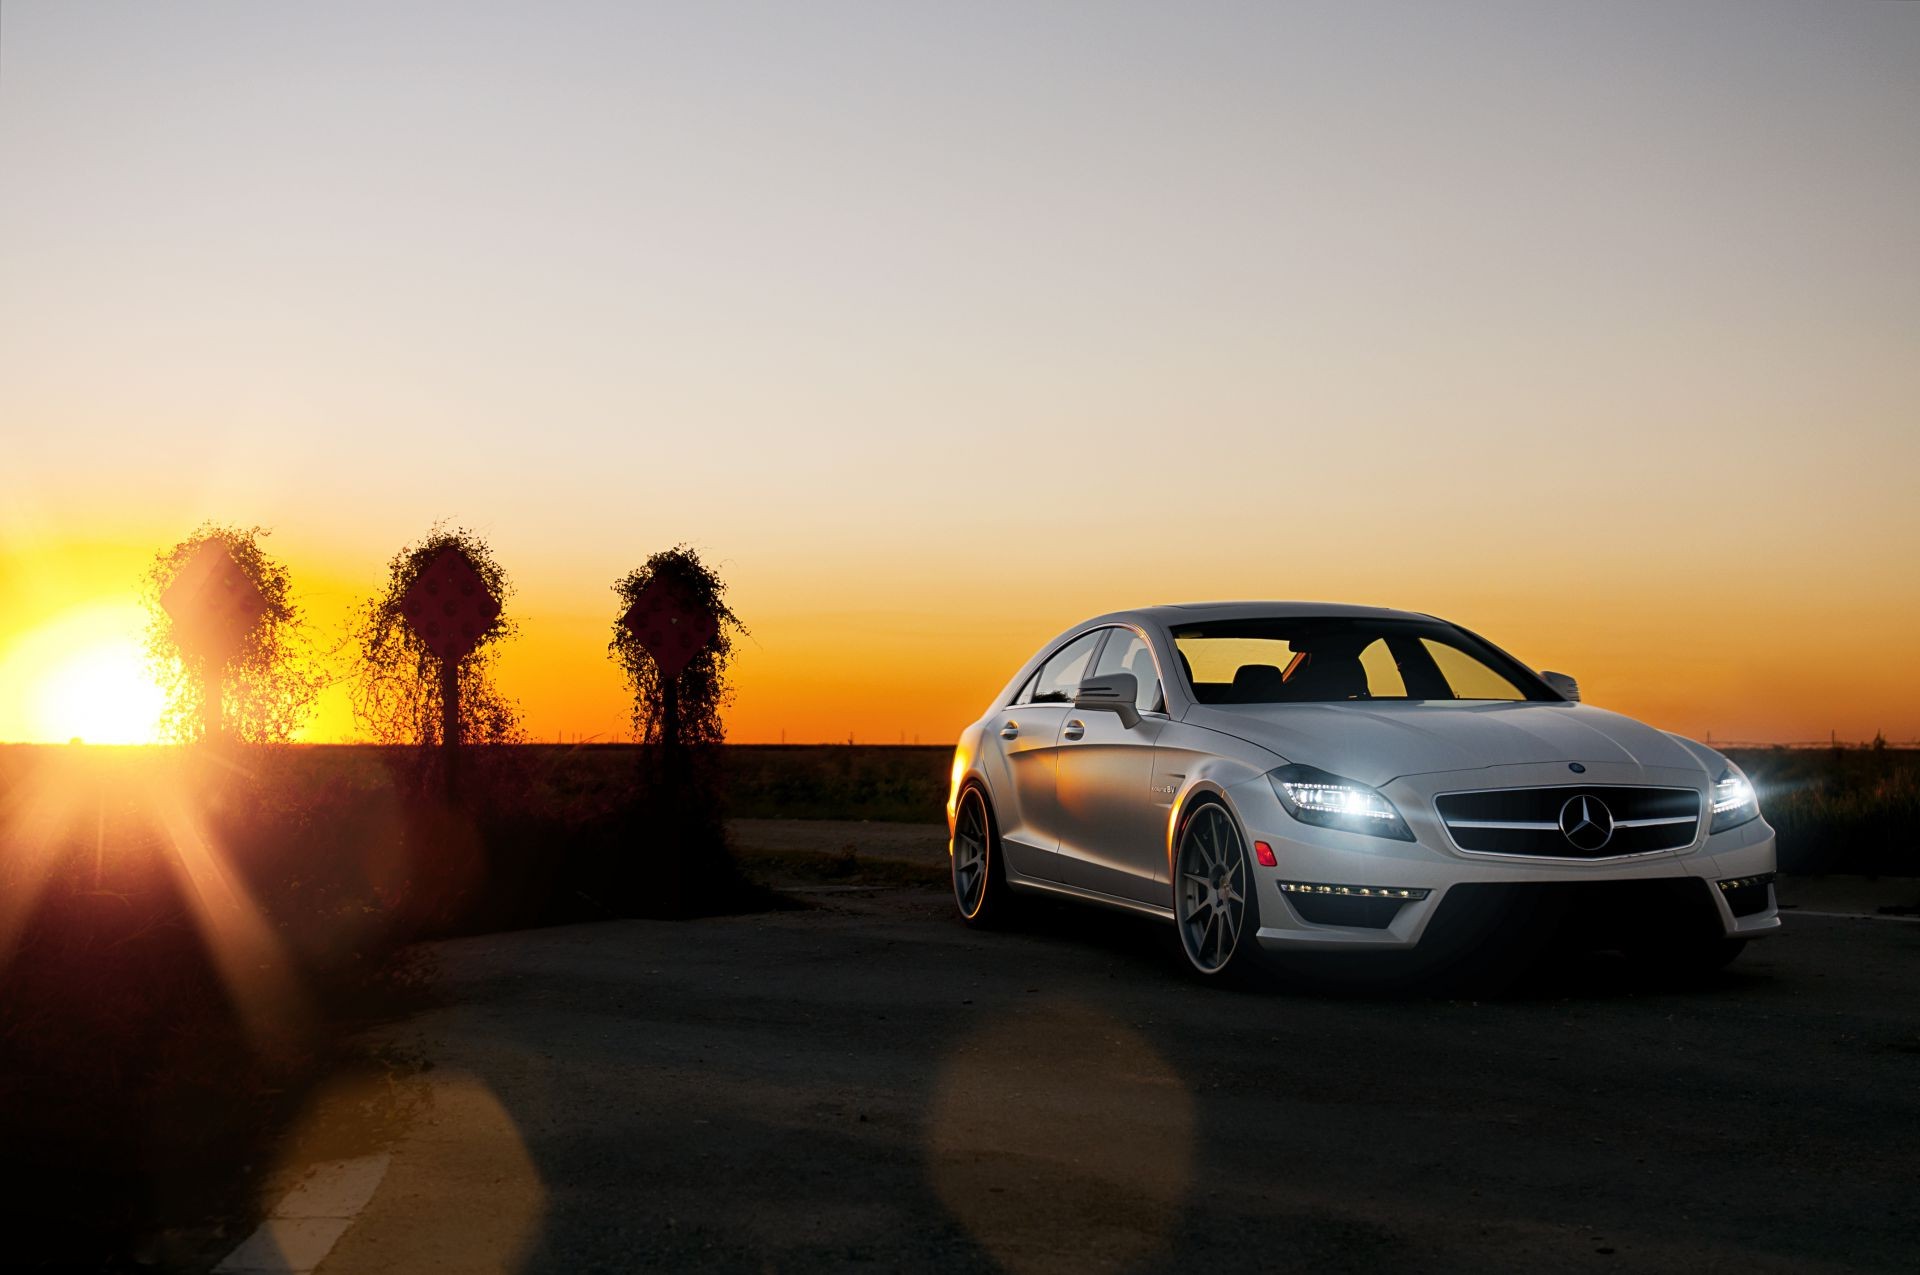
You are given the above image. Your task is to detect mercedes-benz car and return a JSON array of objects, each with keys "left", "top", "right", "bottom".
[{"left": 946, "top": 603, "right": 1778, "bottom": 982}]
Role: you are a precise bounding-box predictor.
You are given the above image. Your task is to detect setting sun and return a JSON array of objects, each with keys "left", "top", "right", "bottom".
[{"left": 0, "top": 602, "right": 166, "bottom": 744}]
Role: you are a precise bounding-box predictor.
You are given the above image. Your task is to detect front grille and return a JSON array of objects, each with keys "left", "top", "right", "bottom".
[{"left": 1435, "top": 785, "right": 1701, "bottom": 859}]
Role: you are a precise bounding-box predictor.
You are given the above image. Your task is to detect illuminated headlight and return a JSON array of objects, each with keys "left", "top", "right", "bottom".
[
  {"left": 1267, "top": 764, "right": 1414, "bottom": 841},
  {"left": 1709, "top": 765, "right": 1760, "bottom": 834}
]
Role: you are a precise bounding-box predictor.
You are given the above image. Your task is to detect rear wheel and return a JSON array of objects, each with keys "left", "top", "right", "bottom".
[
  {"left": 952, "top": 786, "right": 1014, "bottom": 928},
  {"left": 1173, "top": 801, "right": 1265, "bottom": 984}
]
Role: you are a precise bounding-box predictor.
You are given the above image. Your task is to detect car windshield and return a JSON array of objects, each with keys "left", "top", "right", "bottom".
[{"left": 1171, "top": 617, "right": 1555, "bottom": 704}]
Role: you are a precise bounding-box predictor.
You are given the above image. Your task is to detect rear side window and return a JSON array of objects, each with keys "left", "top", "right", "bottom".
[{"left": 1025, "top": 630, "right": 1105, "bottom": 704}]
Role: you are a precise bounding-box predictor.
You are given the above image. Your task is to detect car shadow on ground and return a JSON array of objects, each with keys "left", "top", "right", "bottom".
[{"left": 996, "top": 894, "right": 1770, "bottom": 1004}]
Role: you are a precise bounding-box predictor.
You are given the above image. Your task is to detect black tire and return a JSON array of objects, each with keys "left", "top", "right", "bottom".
[
  {"left": 1171, "top": 799, "right": 1267, "bottom": 986},
  {"left": 952, "top": 785, "right": 1015, "bottom": 928}
]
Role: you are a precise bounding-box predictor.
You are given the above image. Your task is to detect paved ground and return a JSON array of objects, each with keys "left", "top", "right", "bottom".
[{"left": 228, "top": 826, "right": 1920, "bottom": 1275}]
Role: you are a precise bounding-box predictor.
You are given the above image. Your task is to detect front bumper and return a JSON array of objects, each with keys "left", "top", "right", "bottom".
[{"left": 1226, "top": 761, "right": 1780, "bottom": 954}]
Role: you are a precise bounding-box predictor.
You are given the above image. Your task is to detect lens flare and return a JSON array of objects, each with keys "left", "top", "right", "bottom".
[
  {"left": 0, "top": 601, "right": 165, "bottom": 744},
  {"left": 926, "top": 1000, "right": 1193, "bottom": 1273}
]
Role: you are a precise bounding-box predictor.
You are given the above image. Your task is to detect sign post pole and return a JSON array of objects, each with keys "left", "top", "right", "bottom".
[
  {"left": 204, "top": 677, "right": 222, "bottom": 746},
  {"left": 661, "top": 678, "right": 681, "bottom": 754},
  {"left": 398, "top": 546, "right": 502, "bottom": 803},
  {"left": 441, "top": 657, "right": 461, "bottom": 799}
]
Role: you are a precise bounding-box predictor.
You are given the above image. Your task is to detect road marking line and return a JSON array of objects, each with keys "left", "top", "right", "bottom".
[
  {"left": 1785, "top": 909, "right": 1920, "bottom": 924},
  {"left": 214, "top": 1153, "right": 391, "bottom": 1274}
]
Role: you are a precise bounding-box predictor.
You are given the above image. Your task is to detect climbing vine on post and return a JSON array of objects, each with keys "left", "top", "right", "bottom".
[
  {"left": 608, "top": 546, "right": 743, "bottom": 747},
  {"left": 145, "top": 524, "right": 324, "bottom": 744},
  {"left": 350, "top": 526, "right": 522, "bottom": 755}
]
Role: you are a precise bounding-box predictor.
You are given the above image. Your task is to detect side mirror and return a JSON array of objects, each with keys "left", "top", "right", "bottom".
[
  {"left": 1074, "top": 672, "right": 1142, "bottom": 728},
  {"left": 1541, "top": 670, "right": 1581, "bottom": 703}
]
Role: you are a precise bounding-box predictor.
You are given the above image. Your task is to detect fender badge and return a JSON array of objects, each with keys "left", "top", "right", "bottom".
[{"left": 1569, "top": 762, "right": 1587, "bottom": 774}]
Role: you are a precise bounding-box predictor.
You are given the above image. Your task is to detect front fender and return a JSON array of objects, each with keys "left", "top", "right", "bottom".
[{"left": 1163, "top": 752, "right": 1276, "bottom": 876}]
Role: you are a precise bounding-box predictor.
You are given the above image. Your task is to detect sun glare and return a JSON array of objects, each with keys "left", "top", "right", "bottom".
[{"left": 1, "top": 602, "right": 166, "bottom": 744}]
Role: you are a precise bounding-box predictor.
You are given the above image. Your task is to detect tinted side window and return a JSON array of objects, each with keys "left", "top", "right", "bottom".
[
  {"left": 1090, "top": 628, "right": 1162, "bottom": 712},
  {"left": 1357, "top": 638, "right": 1407, "bottom": 698},
  {"left": 1029, "top": 631, "right": 1105, "bottom": 704}
]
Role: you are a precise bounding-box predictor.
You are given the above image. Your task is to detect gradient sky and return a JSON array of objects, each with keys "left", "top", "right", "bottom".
[{"left": 2, "top": 1, "right": 1916, "bottom": 746}]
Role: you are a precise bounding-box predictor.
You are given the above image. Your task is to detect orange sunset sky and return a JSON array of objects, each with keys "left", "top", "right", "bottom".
[{"left": 2, "top": 2, "right": 1916, "bottom": 747}]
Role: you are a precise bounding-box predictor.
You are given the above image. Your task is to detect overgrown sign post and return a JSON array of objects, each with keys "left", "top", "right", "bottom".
[
  {"left": 398, "top": 546, "right": 502, "bottom": 796},
  {"left": 619, "top": 578, "right": 720, "bottom": 748},
  {"left": 159, "top": 543, "right": 268, "bottom": 743}
]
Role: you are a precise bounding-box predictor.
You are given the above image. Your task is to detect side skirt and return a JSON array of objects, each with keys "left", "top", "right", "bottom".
[{"left": 1007, "top": 876, "right": 1176, "bottom": 923}]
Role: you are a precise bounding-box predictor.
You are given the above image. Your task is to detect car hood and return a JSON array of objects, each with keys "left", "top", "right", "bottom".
[{"left": 1183, "top": 700, "right": 1704, "bottom": 788}]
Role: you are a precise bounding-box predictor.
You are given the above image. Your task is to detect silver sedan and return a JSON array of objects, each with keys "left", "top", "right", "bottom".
[{"left": 947, "top": 602, "right": 1779, "bottom": 982}]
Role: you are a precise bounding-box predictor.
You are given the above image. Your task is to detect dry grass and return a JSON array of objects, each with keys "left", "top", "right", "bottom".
[{"left": 1726, "top": 746, "right": 1920, "bottom": 875}]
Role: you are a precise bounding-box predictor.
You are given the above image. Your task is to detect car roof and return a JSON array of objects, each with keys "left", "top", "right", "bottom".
[{"left": 1086, "top": 601, "right": 1437, "bottom": 629}]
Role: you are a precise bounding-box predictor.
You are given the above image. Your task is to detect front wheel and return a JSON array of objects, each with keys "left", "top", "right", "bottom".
[
  {"left": 952, "top": 786, "right": 1014, "bottom": 928},
  {"left": 1173, "top": 801, "right": 1265, "bottom": 983}
]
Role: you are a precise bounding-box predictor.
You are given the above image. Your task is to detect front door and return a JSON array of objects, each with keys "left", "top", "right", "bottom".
[{"left": 1054, "top": 627, "right": 1171, "bottom": 905}]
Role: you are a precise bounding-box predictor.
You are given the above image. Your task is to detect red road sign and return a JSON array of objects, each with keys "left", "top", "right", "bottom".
[
  {"left": 620, "top": 580, "right": 718, "bottom": 679},
  {"left": 160, "top": 543, "right": 268, "bottom": 657},
  {"left": 400, "top": 546, "right": 502, "bottom": 664}
]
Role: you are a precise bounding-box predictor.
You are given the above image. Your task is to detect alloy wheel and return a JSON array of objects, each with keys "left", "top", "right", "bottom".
[
  {"left": 953, "top": 788, "right": 990, "bottom": 918},
  {"left": 1177, "top": 804, "right": 1248, "bottom": 974}
]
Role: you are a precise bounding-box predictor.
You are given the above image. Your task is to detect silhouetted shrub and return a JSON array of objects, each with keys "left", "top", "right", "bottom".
[
  {"left": 145, "top": 524, "right": 326, "bottom": 743},
  {"left": 350, "top": 525, "right": 522, "bottom": 749}
]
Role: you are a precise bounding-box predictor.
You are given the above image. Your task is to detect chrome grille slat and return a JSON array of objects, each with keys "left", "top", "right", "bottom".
[{"left": 1446, "top": 819, "right": 1559, "bottom": 831}]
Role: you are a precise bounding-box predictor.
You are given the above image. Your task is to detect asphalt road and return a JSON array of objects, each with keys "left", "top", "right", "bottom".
[{"left": 243, "top": 858, "right": 1920, "bottom": 1275}]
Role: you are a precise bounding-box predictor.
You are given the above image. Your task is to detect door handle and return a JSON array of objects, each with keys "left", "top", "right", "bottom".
[
  {"left": 1063, "top": 719, "right": 1085, "bottom": 741},
  {"left": 1000, "top": 722, "right": 1019, "bottom": 739}
]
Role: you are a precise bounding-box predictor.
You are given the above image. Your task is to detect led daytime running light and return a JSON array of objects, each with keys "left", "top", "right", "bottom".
[
  {"left": 1711, "top": 775, "right": 1754, "bottom": 816},
  {"left": 1279, "top": 780, "right": 1400, "bottom": 822},
  {"left": 1266, "top": 764, "right": 1416, "bottom": 842},
  {"left": 1276, "top": 881, "right": 1430, "bottom": 900},
  {"left": 1709, "top": 766, "right": 1760, "bottom": 834}
]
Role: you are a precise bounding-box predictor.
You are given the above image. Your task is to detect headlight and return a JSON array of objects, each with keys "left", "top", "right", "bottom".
[
  {"left": 1709, "top": 765, "right": 1759, "bottom": 834},
  {"left": 1267, "top": 764, "right": 1414, "bottom": 841}
]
